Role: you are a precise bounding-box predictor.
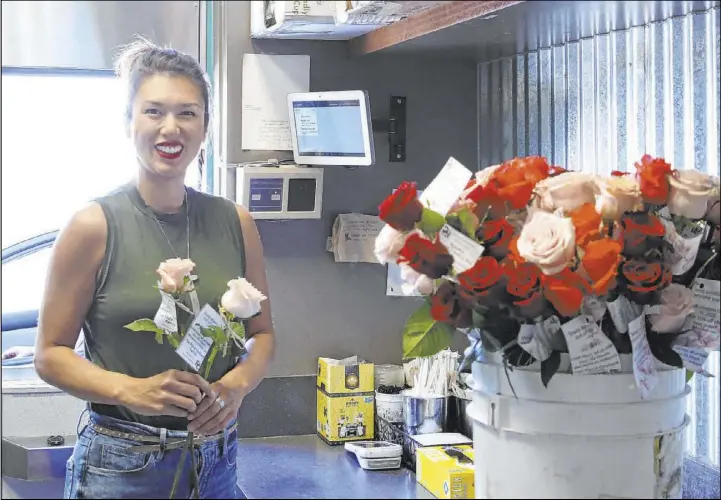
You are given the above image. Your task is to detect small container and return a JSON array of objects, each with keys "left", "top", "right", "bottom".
[
  {"left": 375, "top": 391, "right": 404, "bottom": 423},
  {"left": 402, "top": 390, "right": 448, "bottom": 436},
  {"left": 374, "top": 364, "right": 405, "bottom": 389}
]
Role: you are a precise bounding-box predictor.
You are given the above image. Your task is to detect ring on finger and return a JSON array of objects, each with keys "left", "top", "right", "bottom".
[{"left": 216, "top": 398, "right": 225, "bottom": 410}]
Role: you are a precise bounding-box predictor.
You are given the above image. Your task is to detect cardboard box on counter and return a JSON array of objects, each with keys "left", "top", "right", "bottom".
[
  {"left": 316, "top": 356, "right": 374, "bottom": 445},
  {"left": 416, "top": 444, "right": 475, "bottom": 499}
]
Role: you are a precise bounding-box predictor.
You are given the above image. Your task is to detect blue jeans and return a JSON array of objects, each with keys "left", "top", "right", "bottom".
[{"left": 64, "top": 411, "right": 244, "bottom": 499}]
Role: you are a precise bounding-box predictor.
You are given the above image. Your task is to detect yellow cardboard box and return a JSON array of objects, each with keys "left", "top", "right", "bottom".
[
  {"left": 416, "top": 445, "right": 475, "bottom": 499},
  {"left": 316, "top": 356, "right": 375, "bottom": 445}
]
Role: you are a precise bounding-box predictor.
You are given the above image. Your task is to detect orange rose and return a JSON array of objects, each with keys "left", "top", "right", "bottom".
[
  {"left": 634, "top": 155, "right": 672, "bottom": 205},
  {"left": 505, "top": 261, "right": 546, "bottom": 319},
  {"left": 457, "top": 256, "right": 506, "bottom": 308},
  {"left": 476, "top": 156, "right": 552, "bottom": 216},
  {"left": 580, "top": 238, "right": 623, "bottom": 296},
  {"left": 507, "top": 236, "right": 525, "bottom": 266},
  {"left": 570, "top": 203, "right": 602, "bottom": 248},
  {"left": 542, "top": 268, "right": 592, "bottom": 318}
]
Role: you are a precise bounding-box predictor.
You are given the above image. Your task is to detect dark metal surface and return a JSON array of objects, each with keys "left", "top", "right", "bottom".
[
  {"left": 360, "top": 0, "right": 720, "bottom": 62},
  {"left": 1, "top": 436, "right": 76, "bottom": 481}
]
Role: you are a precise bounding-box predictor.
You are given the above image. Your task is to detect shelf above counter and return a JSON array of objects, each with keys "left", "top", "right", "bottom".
[{"left": 349, "top": 0, "right": 720, "bottom": 62}]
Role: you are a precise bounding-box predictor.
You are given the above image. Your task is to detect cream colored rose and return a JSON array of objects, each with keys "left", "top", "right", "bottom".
[
  {"left": 374, "top": 225, "right": 409, "bottom": 265},
  {"left": 533, "top": 172, "right": 600, "bottom": 214},
  {"left": 667, "top": 170, "right": 721, "bottom": 219},
  {"left": 400, "top": 264, "right": 435, "bottom": 295},
  {"left": 156, "top": 258, "right": 196, "bottom": 294},
  {"left": 516, "top": 209, "right": 576, "bottom": 275},
  {"left": 595, "top": 175, "right": 644, "bottom": 221},
  {"left": 221, "top": 278, "right": 267, "bottom": 318},
  {"left": 648, "top": 284, "right": 694, "bottom": 334}
]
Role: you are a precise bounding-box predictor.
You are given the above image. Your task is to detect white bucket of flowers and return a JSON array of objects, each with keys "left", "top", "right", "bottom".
[{"left": 374, "top": 155, "right": 720, "bottom": 499}]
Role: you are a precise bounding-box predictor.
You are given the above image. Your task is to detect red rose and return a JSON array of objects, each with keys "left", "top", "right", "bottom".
[
  {"left": 430, "top": 282, "right": 472, "bottom": 328},
  {"left": 620, "top": 213, "right": 665, "bottom": 259},
  {"left": 610, "top": 170, "right": 627, "bottom": 177},
  {"left": 541, "top": 268, "right": 592, "bottom": 318},
  {"left": 477, "top": 218, "right": 514, "bottom": 259},
  {"left": 505, "top": 261, "right": 546, "bottom": 319},
  {"left": 398, "top": 233, "right": 453, "bottom": 279},
  {"left": 378, "top": 181, "right": 423, "bottom": 231},
  {"left": 635, "top": 155, "right": 672, "bottom": 205},
  {"left": 457, "top": 256, "right": 506, "bottom": 308},
  {"left": 618, "top": 260, "right": 671, "bottom": 305}
]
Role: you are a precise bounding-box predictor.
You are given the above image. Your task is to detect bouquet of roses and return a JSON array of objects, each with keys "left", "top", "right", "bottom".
[{"left": 375, "top": 155, "right": 720, "bottom": 394}]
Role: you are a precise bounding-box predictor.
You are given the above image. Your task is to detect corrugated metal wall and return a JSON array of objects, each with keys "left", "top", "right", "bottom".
[
  {"left": 478, "top": 5, "right": 720, "bottom": 179},
  {"left": 477, "top": 4, "right": 720, "bottom": 468}
]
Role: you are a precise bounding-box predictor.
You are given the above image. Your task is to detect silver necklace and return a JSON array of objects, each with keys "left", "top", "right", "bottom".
[{"left": 151, "top": 189, "right": 191, "bottom": 260}]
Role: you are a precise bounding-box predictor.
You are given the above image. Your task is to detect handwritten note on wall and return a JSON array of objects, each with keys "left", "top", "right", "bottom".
[{"left": 241, "top": 54, "right": 311, "bottom": 151}]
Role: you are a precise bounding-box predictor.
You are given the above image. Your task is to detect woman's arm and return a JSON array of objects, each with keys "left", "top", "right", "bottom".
[
  {"left": 187, "top": 204, "right": 275, "bottom": 433},
  {"left": 35, "top": 203, "right": 212, "bottom": 417}
]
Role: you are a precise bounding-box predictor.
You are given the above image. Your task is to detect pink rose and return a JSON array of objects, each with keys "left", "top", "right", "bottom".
[
  {"left": 516, "top": 209, "right": 576, "bottom": 275},
  {"left": 156, "top": 258, "right": 196, "bottom": 294},
  {"left": 533, "top": 172, "right": 600, "bottom": 214},
  {"left": 399, "top": 264, "right": 435, "bottom": 295},
  {"left": 674, "top": 330, "right": 719, "bottom": 350},
  {"left": 595, "top": 175, "right": 644, "bottom": 221},
  {"left": 667, "top": 170, "right": 720, "bottom": 219},
  {"left": 648, "top": 284, "right": 694, "bottom": 333}
]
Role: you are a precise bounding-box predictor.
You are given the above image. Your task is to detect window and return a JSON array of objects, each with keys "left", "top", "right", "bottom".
[{"left": 0, "top": 69, "right": 200, "bottom": 250}]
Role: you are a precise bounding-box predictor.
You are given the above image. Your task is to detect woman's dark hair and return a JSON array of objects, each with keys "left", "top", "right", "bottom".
[{"left": 114, "top": 36, "right": 211, "bottom": 132}]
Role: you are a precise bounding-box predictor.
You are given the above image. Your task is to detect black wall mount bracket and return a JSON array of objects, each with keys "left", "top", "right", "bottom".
[{"left": 372, "top": 96, "right": 406, "bottom": 163}]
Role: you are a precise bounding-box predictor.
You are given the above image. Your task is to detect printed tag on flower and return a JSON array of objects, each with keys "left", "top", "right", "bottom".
[
  {"left": 607, "top": 295, "right": 643, "bottom": 334},
  {"left": 628, "top": 314, "right": 659, "bottom": 399},
  {"left": 153, "top": 291, "right": 178, "bottom": 333},
  {"left": 175, "top": 304, "right": 224, "bottom": 372},
  {"left": 518, "top": 324, "right": 552, "bottom": 362},
  {"left": 582, "top": 296, "right": 607, "bottom": 322},
  {"left": 438, "top": 224, "right": 485, "bottom": 273},
  {"left": 561, "top": 315, "right": 622, "bottom": 375},
  {"left": 671, "top": 346, "right": 712, "bottom": 376},
  {"left": 670, "top": 232, "right": 703, "bottom": 276},
  {"left": 419, "top": 157, "right": 473, "bottom": 216},
  {"left": 691, "top": 279, "right": 721, "bottom": 343}
]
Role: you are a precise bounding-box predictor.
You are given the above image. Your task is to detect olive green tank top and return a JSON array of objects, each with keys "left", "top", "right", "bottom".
[{"left": 84, "top": 182, "right": 245, "bottom": 430}]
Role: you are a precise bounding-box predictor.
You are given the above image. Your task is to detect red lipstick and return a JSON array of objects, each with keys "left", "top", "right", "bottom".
[{"left": 155, "top": 141, "right": 184, "bottom": 160}]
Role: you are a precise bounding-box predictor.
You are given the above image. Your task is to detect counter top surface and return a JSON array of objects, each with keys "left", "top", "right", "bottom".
[{"left": 236, "top": 435, "right": 434, "bottom": 499}]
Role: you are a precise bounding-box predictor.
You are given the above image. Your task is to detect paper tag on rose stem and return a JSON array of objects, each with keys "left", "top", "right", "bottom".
[
  {"left": 582, "top": 296, "right": 608, "bottom": 322},
  {"left": 518, "top": 324, "right": 552, "bottom": 361},
  {"left": 671, "top": 233, "right": 703, "bottom": 276},
  {"left": 691, "top": 279, "right": 721, "bottom": 343},
  {"left": 607, "top": 295, "right": 643, "bottom": 334},
  {"left": 419, "top": 157, "right": 473, "bottom": 216},
  {"left": 561, "top": 316, "right": 622, "bottom": 375},
  {"left": 438, "top": 224, "right": 485, "bottom": 273},
  {"left": 175, "top": 304, "right": 223, "bottom": 372},
  {"left": 672, "top": 346, "right": 712, "bottom": 376},
  {"left": 628, "top": 314, "right": 659, "bottom": 399},
  {"left": 153, "top": 291, "right": 178, "bottom": 333}
]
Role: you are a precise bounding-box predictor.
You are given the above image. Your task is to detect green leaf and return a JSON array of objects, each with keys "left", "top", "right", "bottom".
[
  {"left": 124, "top": 319, "right": 164, "bottom": 335},
  {"left": 168, "top": 332, "right": 181, "bottom": 349},
  {"left": 229, "top": 321, "right": 246, "bottom": 340},
  {"left": 402, "top": 301, "right": 454, "bottom": 359},
  {"left": 154, "top": 331, "right": 164, "bottom": 345},
  {"left": 541, "top": 351, "right": 561, "bottom": 388},
  {"left": 417, "top": 208, "right": 447, "bottom": 236},
  {"left": 456, "top": 207, "right": 478, "bottom": 238},
  {"left": 685, "top": 369, "right": 695, "bottom": 383}
]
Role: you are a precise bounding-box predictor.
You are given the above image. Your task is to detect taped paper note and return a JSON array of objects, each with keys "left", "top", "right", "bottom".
[
  {"left": 419, "top": 158, "right": 473, "bottom": 216},
  {"left": 607, "top": 295, "right": 643, "bottom": 334},
  {"left": 561, "top": 316, "right": 622, "bottom": 375},
  {"left": 691, "top": 279, "right": 720, "bottom": 343},
  {"left": 154, "top": 291, "right": 178, "bottom": 333},
  {"left": 438, "top": 224, "right": 484, "bottom": 274},
  {"left": 629, "top": 314, "right": 659, "bottom": 399},
  {"left": 331, "top": 213, "right": 385, "bottom": 263},
  {"left": 175, "top": 304, "right": 224, "bottom": 371}
]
